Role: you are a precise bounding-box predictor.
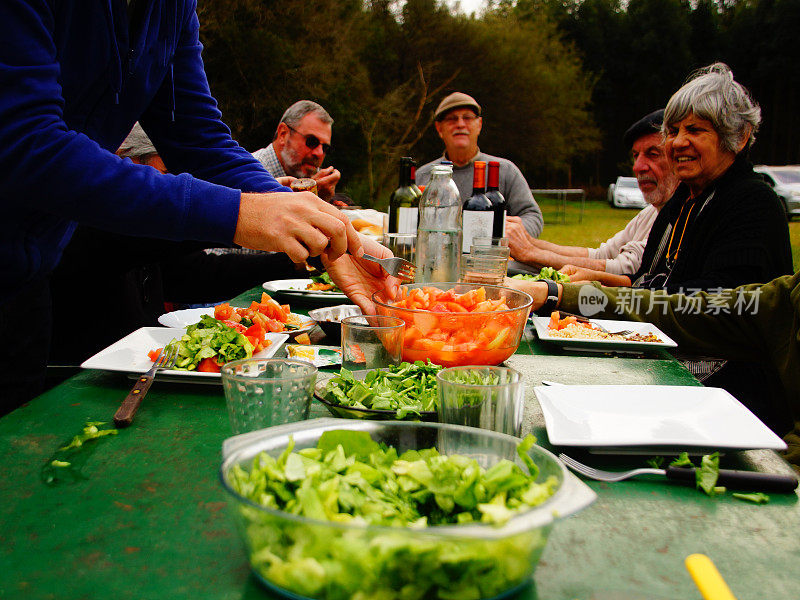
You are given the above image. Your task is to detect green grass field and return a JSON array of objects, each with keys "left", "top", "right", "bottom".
[{"left": 536, "top": 197, "right": 800, "bottom": 271}]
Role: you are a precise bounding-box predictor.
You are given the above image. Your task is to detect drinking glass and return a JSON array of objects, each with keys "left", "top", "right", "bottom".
[
  {"left": 340, "top": 315, "right": 405, "bottom": 371},
  {"left": 470, "top": 244, "right": 511, "bottom": 260},
  {"left": 472, "top": 236, "right": 509, "bottom": 248},
  {"left": 460, "top": 254, "right": 508, "bottom": 286},
  {"left": 221, "top": 358, "right": 317, "bottom": 435},
  {"left": 382, "top": 232, "right": 417, "bottom": 265},
  {"left": 436, "top": 366, "right": 524, "bottom": 437}
]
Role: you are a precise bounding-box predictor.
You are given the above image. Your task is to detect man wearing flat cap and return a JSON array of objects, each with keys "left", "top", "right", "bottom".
[
  {"left": 416, "top": 92, "right": 544, "bottom": 238},
  {"left": 505, "top": 109, "right": 679, "bottom": 276}
]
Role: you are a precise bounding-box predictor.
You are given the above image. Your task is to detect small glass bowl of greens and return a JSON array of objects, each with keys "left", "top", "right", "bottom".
[
  {"left": 220, "top": 419, "right": 596, "bottom": 600},
  {"left": 314, "top": 361, "right": 441, "bottom": 421}
]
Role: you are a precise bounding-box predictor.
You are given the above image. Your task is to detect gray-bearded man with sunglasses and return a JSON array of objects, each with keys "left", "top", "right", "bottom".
[
  {"left": 416, "top": 92, "right": 544, "bottom": 238},
  {"left": 253, "top": 100, "right": 341, "bottom": 203}
]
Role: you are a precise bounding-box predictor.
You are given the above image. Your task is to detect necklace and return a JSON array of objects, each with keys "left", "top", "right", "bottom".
[{"left": 665, "top": 196, "right": 697, "bottom": 268}]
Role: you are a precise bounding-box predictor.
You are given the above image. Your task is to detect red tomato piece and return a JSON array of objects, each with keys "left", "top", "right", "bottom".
[
  {"left": 245, "top": 324, "right": 265, "bottom": 342},
  {"left": 197, "top": 357, "right": 221, "bottom": 373},
  {"left": 214, "top": 303, "right": 233, "bottom": 320},
  {"left": 223, "top": 320, "right": 247, "bottom": 333},
  {"left": 148, "top": 348, "right": 163, "bottom": 362}
]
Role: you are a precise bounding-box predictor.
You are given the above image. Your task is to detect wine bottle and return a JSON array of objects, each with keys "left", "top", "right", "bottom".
[
  {"left": 388, "top": 157, "right": 420, "bottom": 233},
  {"left": 486, "top": 161, "right": 507, "bottom": 237},
  {"left": 461, "top": 161, "right": 493, "bottom": 252},
  {"left": 416, "top": 163, "right": 462, "bottom": 283}
]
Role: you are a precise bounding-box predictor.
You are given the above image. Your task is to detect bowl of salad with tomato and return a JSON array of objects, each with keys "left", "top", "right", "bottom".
[{"left": 373, "top": 283, "right": 533, "bottom": 367}]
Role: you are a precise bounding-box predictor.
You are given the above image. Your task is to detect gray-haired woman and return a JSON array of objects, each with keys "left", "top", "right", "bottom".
[
  {"left": 627, "top": 62, "right": 792, "bottom": 292},
  {"left": 551, "top": 63, "right": 791, "bottom": 290}
]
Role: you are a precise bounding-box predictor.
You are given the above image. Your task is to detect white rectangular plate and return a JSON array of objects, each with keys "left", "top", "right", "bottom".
[
  {"left": 531, "top": 315, "right": 677, "bottom": 353},
  {"left": 157, "top": 306, "right": 314, "bottom": 335},
  {"left": 263, "top": 278, "right": 347, "bottom": 301},
  {"left": 81, "top": 327, "right": 289, "bottom": 381},
  {"left": 535, "top": 384, "right": 787, "bottom": 451}
]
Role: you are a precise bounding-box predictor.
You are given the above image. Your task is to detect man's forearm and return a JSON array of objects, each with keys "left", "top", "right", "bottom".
[{"left": 533, "top": 239, "right": 590, "bottom": 258}]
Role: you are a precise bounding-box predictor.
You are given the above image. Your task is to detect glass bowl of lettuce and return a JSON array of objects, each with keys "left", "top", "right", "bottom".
[
  {"left": 314, "top": 362, "right": 442, "bottom": 421},
  {"left": 220, "top": 419, "right": 596, "bottom": 600}
]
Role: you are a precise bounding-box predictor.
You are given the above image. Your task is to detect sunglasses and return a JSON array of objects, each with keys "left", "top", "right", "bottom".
[{"left": 286, "top": 124, "right": 331, "bottom": 154}]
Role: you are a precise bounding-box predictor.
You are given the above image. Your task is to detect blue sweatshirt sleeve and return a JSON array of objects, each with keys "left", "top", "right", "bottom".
[
  {"left": 138, "top": 4, "right": 291, "bottom": 237},
  {"left": 0, "top": 0, "right": 287, "bottom": 245}
]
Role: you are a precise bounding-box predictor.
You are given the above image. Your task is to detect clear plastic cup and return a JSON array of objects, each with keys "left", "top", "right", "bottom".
[
  {"left": 340, "top": 315, "right": 405, "bottom": 371},
  {"left": 221, "top": 358, "right": 317, "bottom": 435},
  {"left": 436, "top": 366, "right": 524, "bottom": 436}
]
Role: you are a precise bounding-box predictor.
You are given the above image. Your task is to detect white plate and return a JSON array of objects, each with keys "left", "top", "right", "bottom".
[
  {"left": 157, "top": 306, "right": 315, "bottom": 335},
  {"left": 81, "top": 327, "right": 289, "bottom": 381},
  {"left": 535, "top": 384, "right": 787, "bottom": 452},
  {"left": 262, "top": 278, "right": 348, "bottom": 301},
  {"left": 530, "top": 315, "right": 677, "bottom": 353}
]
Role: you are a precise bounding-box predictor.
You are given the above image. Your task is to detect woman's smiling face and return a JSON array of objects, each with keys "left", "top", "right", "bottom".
[{"left": 665, "top": 112, "right": 737, "bottom": 196}]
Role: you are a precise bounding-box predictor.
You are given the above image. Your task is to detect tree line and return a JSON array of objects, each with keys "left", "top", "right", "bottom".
[{"left": 198, "top": 0, "right": 800, "bottom": 205}]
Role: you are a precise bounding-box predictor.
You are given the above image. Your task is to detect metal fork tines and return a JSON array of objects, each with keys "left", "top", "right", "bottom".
[
  {"left": 559, "top": 453, "right": 662, "bottom": 482},
  {"left": 362, "top": 253, "right": 416, "bottom": 282},
  {"left": 591, "top": 323, "right": 633, "bottom": 337},
  {"left": 113, "top": 343, "right": 178, "bottom": 428}
]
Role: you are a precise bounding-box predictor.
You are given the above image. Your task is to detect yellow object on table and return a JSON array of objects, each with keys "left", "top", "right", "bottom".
[{"left": 685, "top": 554, "right": 737, "bottom": 600}]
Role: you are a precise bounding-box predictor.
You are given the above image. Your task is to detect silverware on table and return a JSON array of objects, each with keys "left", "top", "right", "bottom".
[
  {"left": 559, "top": 453, "right": 799, "bottom": 493},
  {"left": 113, "top": 344, "right": 178, "bottom": 428},
  {"left": 361, "top": 253, "right": 416, "bottom": 282}
]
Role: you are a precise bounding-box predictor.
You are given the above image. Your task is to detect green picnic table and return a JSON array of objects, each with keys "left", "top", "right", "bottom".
[{"left": 1, "top": 286, "right": 797, "bottom": 600}]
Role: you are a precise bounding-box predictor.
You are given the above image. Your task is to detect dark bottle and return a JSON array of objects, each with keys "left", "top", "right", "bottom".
[
  {"left": 486, "top": 161, "right": 507, "bottom": 237},
  {"left": 388, "top": 157, "right": 421, "bottom": 233},
  {"left": 461, "top": 161, "right": 493, "bottom": 252}
]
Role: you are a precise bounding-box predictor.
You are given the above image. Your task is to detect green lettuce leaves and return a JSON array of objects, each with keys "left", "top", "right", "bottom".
[{"left": 227, "top": 431, "right": 557, "bottom": 599}]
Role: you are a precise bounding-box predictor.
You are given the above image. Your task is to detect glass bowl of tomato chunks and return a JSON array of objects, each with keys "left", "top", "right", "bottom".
[{"left": 373, "top": 283, "right": 533, "bottom": 367}]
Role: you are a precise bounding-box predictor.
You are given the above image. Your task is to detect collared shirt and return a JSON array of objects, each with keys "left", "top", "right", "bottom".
[{"left": 252, "top": 144, "right": 286, "bottom": 178}]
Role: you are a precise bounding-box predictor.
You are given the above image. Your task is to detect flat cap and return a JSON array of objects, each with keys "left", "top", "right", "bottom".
[
  {"left": 434, "top": 92, "right": 481, "bottom": 121},
  {"left": 623, "top": 109, "right": 664, "bottom": 147}
]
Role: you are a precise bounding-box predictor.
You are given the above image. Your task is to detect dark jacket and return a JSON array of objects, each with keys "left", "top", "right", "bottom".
[
  {"left": 561, "top": 274, "right": 800, "bottom": 472},
  {"left": 630, "top": 154, "right": 793, "bottom": 293},
  {"left": 0, "top": 0, "right": 288, "bottom": 301}
]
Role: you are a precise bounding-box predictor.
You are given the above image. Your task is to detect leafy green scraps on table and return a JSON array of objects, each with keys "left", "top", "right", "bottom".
[
  {"left": 323, "top": 361, "right": 442, "bottom": 418},
  {"left": 732, "top": 492, "right": 771, "bottom": 504},
  {"left": 227, "top": 431, "right": 557, "bottom": 599},
  {"left": 661, "top": 452, "right": 770, "bottom": 502},
  {"left": 41, "top": 421, "right": 118, "bottom": 485}
]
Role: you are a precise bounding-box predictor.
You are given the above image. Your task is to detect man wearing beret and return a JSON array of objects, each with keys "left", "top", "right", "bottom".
[
  {"left": 416, "top": 92, "right": 544, "bottom": 238},
  {"left": 505, "top": 110, "right": 679, "bottom": 276}
]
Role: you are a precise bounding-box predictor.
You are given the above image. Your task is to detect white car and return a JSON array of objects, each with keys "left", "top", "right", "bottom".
[
  {"left": 754, "top": 165, "right": 800, "bottom": 220},
  {"left": 607, "top": 176, "right": 646, "bottom": 209}
]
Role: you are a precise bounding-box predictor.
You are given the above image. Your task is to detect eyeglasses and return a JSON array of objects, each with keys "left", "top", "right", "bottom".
[
  {"left": 285, "top": 124, "right": 331, "bottom": 153},
  {"left": 440, "top": 114, "right": 479, "bottom": 125}
]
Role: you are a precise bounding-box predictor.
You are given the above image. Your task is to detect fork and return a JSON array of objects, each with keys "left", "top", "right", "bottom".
[
  {"left": 558, "top": 453, "right": 799, "bottom": 492},
  {"left": 113, "top": 343, "right": 178, "bottom": 428},
  {"left": 591, "top": 322, "right": 633, "bottom": 337},
  {"left": 362, "top": 253, "right": 416, "bottom": 282}
]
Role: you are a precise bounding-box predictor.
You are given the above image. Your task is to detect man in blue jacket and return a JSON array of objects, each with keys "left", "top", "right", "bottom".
[{"left": 0, "top": 0, "right": 396, "bottom": 411}]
